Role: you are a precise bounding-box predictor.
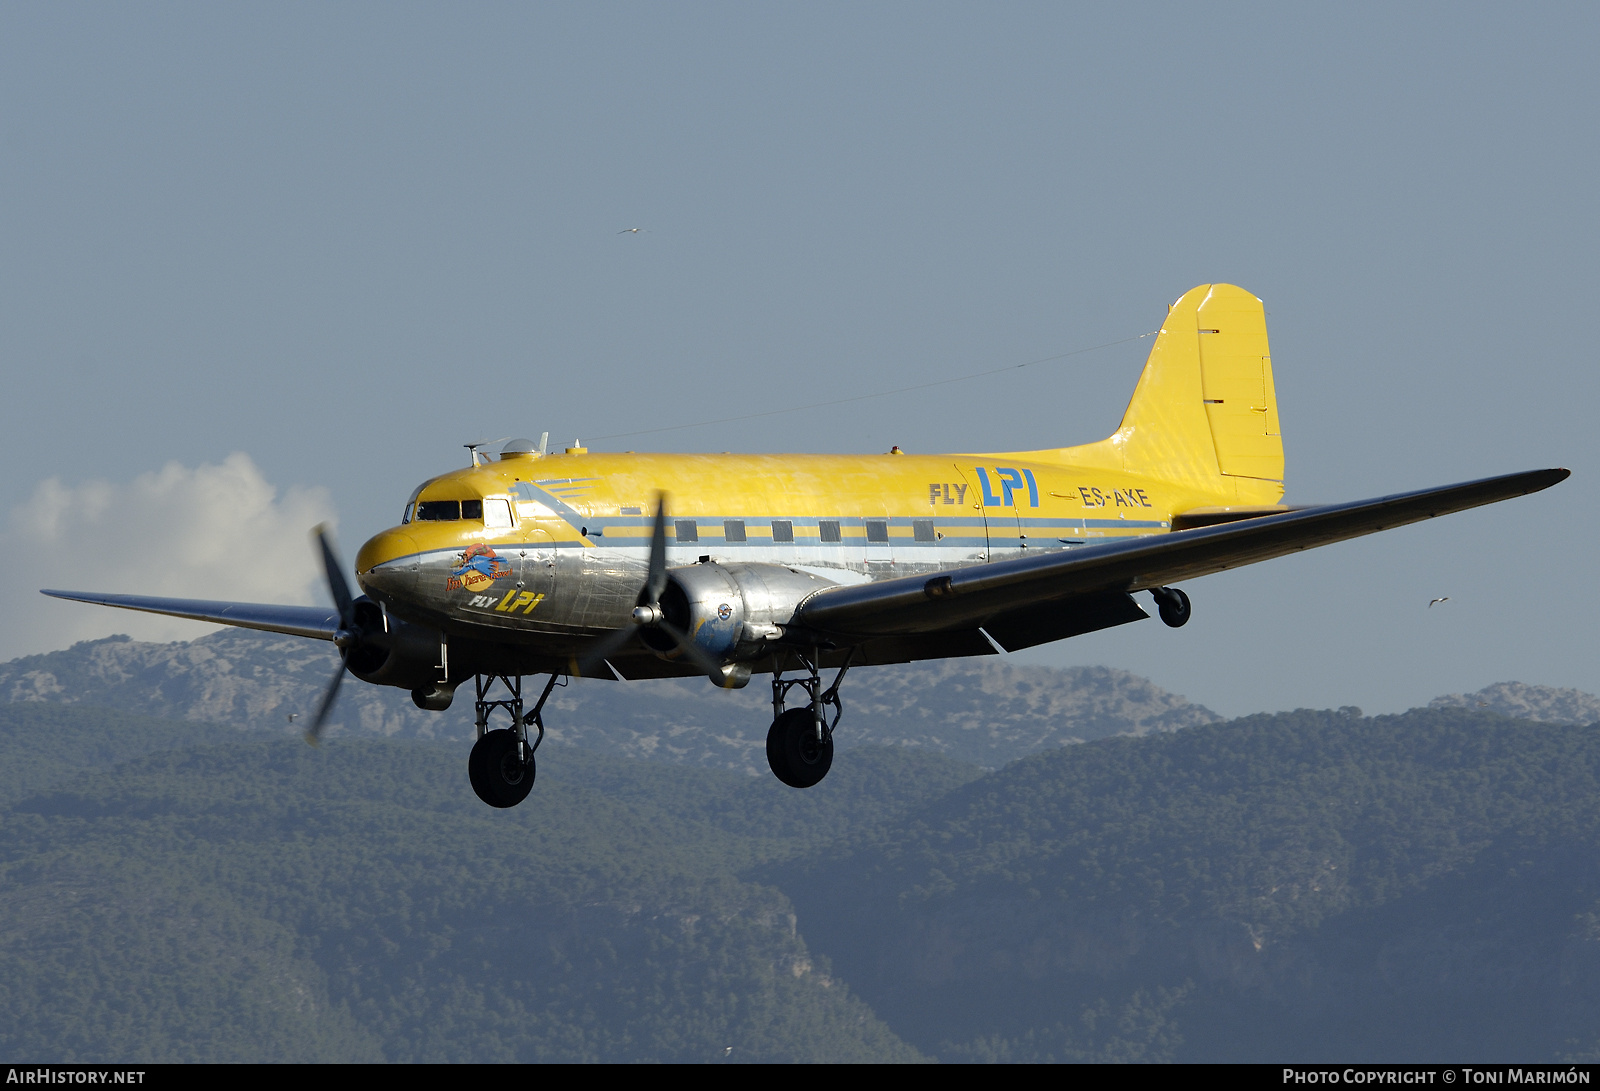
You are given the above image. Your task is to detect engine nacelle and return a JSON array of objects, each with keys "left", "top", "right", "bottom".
[
  {"left": 344, "top": 597, "right": 448, "bottom": 692},
  {"left": 640, "top": 562, "right": 835, "bottom": 670}
]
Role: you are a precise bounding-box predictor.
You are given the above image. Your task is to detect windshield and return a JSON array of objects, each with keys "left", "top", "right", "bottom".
[{"left": 413, "top": 499, "right": 489, "bottom": 522}]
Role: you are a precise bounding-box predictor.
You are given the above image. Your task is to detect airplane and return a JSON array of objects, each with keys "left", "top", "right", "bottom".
[{"left": 44, "top": 284, "right": 1568, "bottom": 808}]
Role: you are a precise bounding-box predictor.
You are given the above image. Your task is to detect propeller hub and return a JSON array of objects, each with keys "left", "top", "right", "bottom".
[
  {"left": 332, "top": 627, "right": 357, "bottom": 650},
  {"left": 631, "top": 605, "right": 663, "bottom": 626}
]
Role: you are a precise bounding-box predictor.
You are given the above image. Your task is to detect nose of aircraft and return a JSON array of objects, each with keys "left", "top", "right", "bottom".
[{"left": 356, "top": 528, "right": 421, "bottom": 598}]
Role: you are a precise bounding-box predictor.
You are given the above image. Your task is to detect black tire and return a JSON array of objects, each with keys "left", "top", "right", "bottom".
[
  {"left": 1156, "top": 587, "right": 1191, "bottom": 628},
  {"left": 766, "top": 706, "right": 834, "bottom": 789},
  {"left": 468, "top": 729, "right": 536, "bottom": 808}
]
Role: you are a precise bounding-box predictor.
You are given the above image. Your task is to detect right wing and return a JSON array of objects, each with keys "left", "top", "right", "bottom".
[
  {"left": 795, "top": 468, "right": 1569, "bottom": 641},
  {"left": 39, "top": 590, "right": 340, "bottom": 642}
]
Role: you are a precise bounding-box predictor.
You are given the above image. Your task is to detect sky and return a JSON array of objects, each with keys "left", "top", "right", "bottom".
[{"left": 1, "top": 3, "right": 1595, "bottom": 717}]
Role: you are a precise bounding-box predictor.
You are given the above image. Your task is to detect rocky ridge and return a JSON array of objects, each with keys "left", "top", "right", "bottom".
[
  {"left": 1428, "top": 681, "right": 1600, "bottom": 725},
  {"left": 0, "top": 630, "right": 1219, "bottom": 771}
]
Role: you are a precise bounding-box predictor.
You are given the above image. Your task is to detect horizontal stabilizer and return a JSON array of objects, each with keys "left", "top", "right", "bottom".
[{"left": 40, "top": 589, "right": 341, "bottom": 642}]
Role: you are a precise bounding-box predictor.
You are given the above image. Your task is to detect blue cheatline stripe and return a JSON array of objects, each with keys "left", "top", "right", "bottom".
[
  {"left": 529, "top": 512, "right": 1163, "bottom": 527},
  {"left": 387, "top": 524, "right": 1166, "bottom": 569},
  {"left": 409, "top": 513, "right": 1166, "bottom": 540}
]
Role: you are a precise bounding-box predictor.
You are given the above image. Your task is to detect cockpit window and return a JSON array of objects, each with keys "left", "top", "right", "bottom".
[
  {"left": 414, "top": 499, "right": 492, "bottom": 522},
  {"left": 416, "top": 500, "right": 462, "bottom": 521},
  {"left": 484, "top": 499, "right": 514, "bottom": 530},
  {"left": 402, "top": 503, "right": 414, "bottom": 525}
]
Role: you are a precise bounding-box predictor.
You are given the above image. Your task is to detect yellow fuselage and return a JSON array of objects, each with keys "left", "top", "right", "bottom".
[{"left": 354, "top": 445, "right": 1257, "bottom": 649}]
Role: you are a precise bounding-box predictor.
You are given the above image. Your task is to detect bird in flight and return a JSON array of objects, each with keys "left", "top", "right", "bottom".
[
  {"left": 617, "top": 227, "right": 647, "bottom": 235},
  {"left": 1429, "top": 596, "right": 1450, "bottom": 608}
]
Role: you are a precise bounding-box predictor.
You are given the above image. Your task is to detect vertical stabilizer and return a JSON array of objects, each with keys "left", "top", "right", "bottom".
[{"left": 1057, "top": 284, "right": 1284, "bottom": 505}]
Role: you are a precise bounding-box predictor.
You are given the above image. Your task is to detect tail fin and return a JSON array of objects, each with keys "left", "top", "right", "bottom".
[{"left": 1060, "top": 284, "right": 1284, "bottom": 505}]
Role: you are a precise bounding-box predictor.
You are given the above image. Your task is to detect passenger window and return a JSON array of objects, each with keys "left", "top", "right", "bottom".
[
  {"left": 461, "top": 500, "right": 483, "bottom": 521},
  {"left": 913, "top": 519, "right": 936, "bottom": 542},
  {"left": 819, "top": 520, "right": 841, "bottom": 543},
  {"left": 771, "top": 520, "right": 794, "bottom": 543},
  {"left": 723, "top": 520, "right": 746, "bottom": 543},
  {"left": 484, "top": 499, "right": 514, "bottom": 530},
  {"left": 865, "top": 519, "right": 889, "bottom": 543},
  {"left": 675, "top": 520, "right": 699, "bottom": 543},
  {"left": 416, "top": 500, "right": 460, "bottom": 521}
]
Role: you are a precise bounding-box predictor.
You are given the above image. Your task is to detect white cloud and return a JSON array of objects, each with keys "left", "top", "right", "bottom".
[{"left": 1, "top": 453, "right": 339, "bottom": 660}]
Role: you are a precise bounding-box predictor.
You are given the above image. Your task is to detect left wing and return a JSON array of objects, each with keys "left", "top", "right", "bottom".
[
  {"left": 39, "top": 590, "right": 341, "bottom": 641},
  {"left": 795, "top": 468, "right": 1568, "bottom": 640}
]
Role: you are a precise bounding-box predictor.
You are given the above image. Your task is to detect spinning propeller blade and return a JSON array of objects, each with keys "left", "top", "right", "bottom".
[
  {"left": 317, "top": 524, "right": 355, "bottom": 625},
  {"left": 655, "top": 618, "right": 726, "bottom": 677},
  {"left": 644, "top": 500, "right": 668, "bottom": 605},
  {"left": 306, "top": 659, "right": 348, "bottom": 746},
  {"left": 306, "top": 525, "right": 356, "bottom": 746},
  {"left": 575, "top": 494, "right": 729, "bottom": 681}
]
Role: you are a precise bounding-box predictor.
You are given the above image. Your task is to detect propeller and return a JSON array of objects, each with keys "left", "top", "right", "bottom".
[
  {"left": 576, "top": 496, "right": 726, "bottom": 680},
  {"left": 305, "top": 524, "right": 359, "bottom": 746}
]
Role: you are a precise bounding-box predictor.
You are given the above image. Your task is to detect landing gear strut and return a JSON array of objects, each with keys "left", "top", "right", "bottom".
[
  {"left": 467, "top": 673, "right": 560, "bottom": 808},
  {"left": 767, "top": 650, "right": 852, "bottom": 788},
  {"left": 1150, "top": 586, "right": 1191, "bottom": 628}
]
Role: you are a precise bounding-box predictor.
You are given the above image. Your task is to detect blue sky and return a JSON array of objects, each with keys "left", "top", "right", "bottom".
[{"left": 2, "top": 3, "right": 1594, "bottom": 716}]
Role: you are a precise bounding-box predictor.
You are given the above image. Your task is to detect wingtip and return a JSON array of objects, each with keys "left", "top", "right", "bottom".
[{"left": 1527, "top": 467, "right": 1572, "bottom": 492}]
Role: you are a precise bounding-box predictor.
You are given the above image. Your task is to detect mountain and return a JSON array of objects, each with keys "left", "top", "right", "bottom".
[
  {"left": 0, "top": 703, "right": 974, "bottom": 1062},
  {"left": 0, "top": 631, "right": 1220, "bottom": 771},
  {"left": 10, "top": 696, "right": 1600, "bottom": 1061},
  {"left": 777, "top": 706, "right": 1600, "bottom": 1062},
  {"left": 1429, "top": 681, "right": 1600, "bottom": 725}
]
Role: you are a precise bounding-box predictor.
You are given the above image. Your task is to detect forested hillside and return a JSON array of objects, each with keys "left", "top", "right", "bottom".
[
  {"left": 5, "top": 657, "right": 1600, "bottom": 1061},
  {"left": 779, "top": 707, "right": 1600, "bottom": 1061},
  {"left": 0, "top": 704, "right": 971, "bottom": 1062}
]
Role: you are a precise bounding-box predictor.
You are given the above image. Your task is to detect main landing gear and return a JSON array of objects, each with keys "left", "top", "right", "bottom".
[
  {"left": 467, "top": 673, "right": 560, "bottom": 808},
  {"left": 1150, "top": 586, "right": 1191, "bottom": 628},
  {"left": 767, "top": 651, "right": 852, "bottom": 789}
]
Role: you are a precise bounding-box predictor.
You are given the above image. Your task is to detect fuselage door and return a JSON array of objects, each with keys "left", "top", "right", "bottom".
[
  {"left": 976, "top": 465, "right": 1039, "bottom": 560},
  {"left": 511, "top": 528, "right": 556, "bottom": 620},
  {"left": 947, "top": 464, "right": 988, "bottom": 563}
]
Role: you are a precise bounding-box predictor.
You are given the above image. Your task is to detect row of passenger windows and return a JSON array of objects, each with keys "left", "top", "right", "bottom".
[
  {"left": 402, "top": 503, "right": 938, "bottom": 543},
  {"left": 674, "top": 519, "right": 936, "bottom": 543}
]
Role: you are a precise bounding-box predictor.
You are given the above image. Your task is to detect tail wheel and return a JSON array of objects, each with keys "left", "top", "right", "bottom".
[
  {"left": 766, "top": 706, "right": 834, "bottom": 789},
  {"left": 469, "top": 729, "right": 536, "bottom": 808}
]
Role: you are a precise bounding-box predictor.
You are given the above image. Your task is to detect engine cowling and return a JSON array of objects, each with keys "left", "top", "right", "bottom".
[
  {"left": 343, "top": 597, "right": 448, "bottom": 694},
  {"left": 639, "top": 562, "right": 835, "bottom": 672}
]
